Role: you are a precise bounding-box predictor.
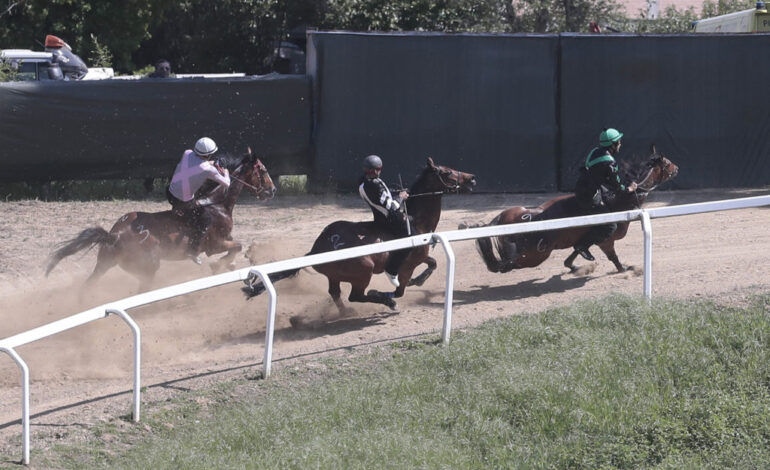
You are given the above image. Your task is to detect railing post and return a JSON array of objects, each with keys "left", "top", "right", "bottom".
[
  {"left": 432, "top": 233, "right": 456, "bottom": 344},
  {"left": 640, "top": 210, "right": 653, "bottom": 302},
  {"left": 0, "top": 347, "right": 30, "bottom": 465},
  {"left": 105, "top": 308, "right": 142, "bottom": 422},
  {"left": 251, "top": 268, "right": 277, "bottom": 378}
]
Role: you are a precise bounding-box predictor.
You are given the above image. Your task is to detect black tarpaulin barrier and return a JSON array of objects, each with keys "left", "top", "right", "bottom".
[
  {"left": 308, "top": 32, "right": 559, "bottom": 192},
  {"left": 560, "top": 33, "right": 770, "bottom": 190},
  {"left": 0, "top": 75, "right": 312, "bottom": 183}
]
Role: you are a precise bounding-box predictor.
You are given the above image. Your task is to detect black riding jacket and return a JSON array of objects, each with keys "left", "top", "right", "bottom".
[
  {"left": 359, "top": 175, "right": 410, "bottom": 237},
  {"left": 574, "top": 147, "right": 630, "bottom": 210}
]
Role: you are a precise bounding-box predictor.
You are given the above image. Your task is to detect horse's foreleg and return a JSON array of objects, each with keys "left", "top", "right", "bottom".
[
  {"left": 407, "top": 256, "right": 437, "bottom": 287},
  {"left": 209, "top": 240, "right": 242, "bottom": 273},
  {"left": 351, "top": 277, "right": 398, "bottom": 310},
  {"left": 597, "top": 241, "right": 628, "bottom": 273},
  {"left": 137, "top": 274, "right": 156, "bottom": 293}
]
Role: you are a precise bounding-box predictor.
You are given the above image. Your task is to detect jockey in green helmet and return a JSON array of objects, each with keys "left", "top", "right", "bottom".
[{"left": 572, "top": 128, "right": 637, "bottom": 262}]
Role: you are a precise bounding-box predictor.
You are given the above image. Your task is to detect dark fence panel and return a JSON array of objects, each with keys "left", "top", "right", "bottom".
[
  {"left": 560, "top": 33, "right": 770, "bottom": 190},
  {"left": 308, "top": 32, "right": 559, "bottom": 192},
  {"left": 0, "top": 76, "right": 312, "bottom": 183}
]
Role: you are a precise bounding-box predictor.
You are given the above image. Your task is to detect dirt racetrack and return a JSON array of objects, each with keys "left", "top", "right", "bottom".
[{"left": 1, "top": 188, "right": 769, "bottom": 458}]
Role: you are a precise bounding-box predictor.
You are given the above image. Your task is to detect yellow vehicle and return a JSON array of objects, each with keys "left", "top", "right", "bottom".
[{"left": 693, "top": 2, "right": 770, "bottom": 32}]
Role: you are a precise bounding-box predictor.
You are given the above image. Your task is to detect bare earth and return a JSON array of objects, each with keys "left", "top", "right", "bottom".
[{"left": 0, "top": 188, "right": 769, "bottom": 463}]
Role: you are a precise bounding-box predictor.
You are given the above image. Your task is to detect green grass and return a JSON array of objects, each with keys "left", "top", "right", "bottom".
[
  {"left": 32, "top": 293, "right": 770, "bottom": 469},
  {"left": 277, "top": 174, "right": 308, "bottom": 195}
]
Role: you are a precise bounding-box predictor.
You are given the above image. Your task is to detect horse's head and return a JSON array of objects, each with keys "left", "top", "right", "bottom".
[
  {"left": 637, "top": 145, "right": 678, "bottom": 194},
  {"left": 422, "top": 157, "right": 476, "bottom": 194},
  {"left": 233, "top": 147, "right": 276, "bottom": 200}
]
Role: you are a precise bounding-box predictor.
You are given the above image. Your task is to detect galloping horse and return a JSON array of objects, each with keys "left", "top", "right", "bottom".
[
  {"left": 245, "top": 157, "right": 476, "bottom": 313},
  {"left": 472, "top": 146, "right": 678, "bottom": 275},
  {"left": 46, "top": 149, "right": 276, "bottom": 290}
]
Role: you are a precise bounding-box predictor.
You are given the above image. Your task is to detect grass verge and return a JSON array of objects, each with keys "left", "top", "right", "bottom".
[{"left": 27, "top": 293, "right": 770, "bottom": 469}]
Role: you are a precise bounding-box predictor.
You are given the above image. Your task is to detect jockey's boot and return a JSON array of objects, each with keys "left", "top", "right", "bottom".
[
  {"left": 385, "top": 271, "right": 400, "bottom": 288},
  {"left": 575, "top": 246, "right": 595, "bottom": 261}
]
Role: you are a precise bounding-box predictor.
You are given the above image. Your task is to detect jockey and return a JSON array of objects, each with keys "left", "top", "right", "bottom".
[
  {"left": 358, "top": 154, "right": 412, "bottom": 288},
  {"left": 166, "top": 137, "right": 230, "bottom": 264},
  {"left": 572, "top": 128, "right": 637, "bottom": 261}
]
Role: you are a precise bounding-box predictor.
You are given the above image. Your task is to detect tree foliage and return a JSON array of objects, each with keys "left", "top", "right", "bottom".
[
  {"left": 0, "top": 0, "right": 161, "bottom": 71},
  {"left": 1, "top": 0, "right": 754, "bottom": 76}
]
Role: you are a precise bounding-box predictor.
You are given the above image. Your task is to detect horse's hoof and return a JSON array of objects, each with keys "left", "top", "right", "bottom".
[
  {"left": 572, "top": 263, "right": 597, "bottom": 276},
  {"left": 622, "top": 265, "right": 643, "bottom": 276}
]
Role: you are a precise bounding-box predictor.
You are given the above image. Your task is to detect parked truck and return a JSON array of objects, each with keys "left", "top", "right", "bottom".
[{"left": 693, "top": 2, "right": 770, "bottom": 32}]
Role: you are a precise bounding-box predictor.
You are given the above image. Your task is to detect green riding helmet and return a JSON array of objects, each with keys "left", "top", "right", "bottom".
[{"left": 599, "top": 128, "right": 623, "bottom": 147}]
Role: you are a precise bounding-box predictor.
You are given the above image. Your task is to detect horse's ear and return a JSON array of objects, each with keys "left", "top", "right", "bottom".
[
  {"left": 426, "top": 157, "right": 436, "bottom": 168},
  {"left": 247, "top": 146, "right": 252, "bottom": 155},
  {"left": 650, "top": 144, "right": 657, "bottom": 155}
]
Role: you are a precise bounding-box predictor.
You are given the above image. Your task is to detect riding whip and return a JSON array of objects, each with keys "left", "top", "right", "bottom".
[{"left": 398, "top": 173, "right": 412, "bottom": 236}]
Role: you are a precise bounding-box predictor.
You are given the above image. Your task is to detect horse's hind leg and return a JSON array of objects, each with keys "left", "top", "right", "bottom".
[
  {"left": 327, "top": 279, "right": 352, "bottom": 316},
  {"left": 84, "top": 248, "right": 117, "bottom": 288},
  {"left": 408, "top": 256, "right": 437, "bottom": 287},
  {"left": 563, "top": 250, "right": 580, "bottom": 273}
]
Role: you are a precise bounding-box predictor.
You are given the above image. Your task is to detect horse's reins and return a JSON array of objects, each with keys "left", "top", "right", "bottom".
[
  {"left": 229, "top": 162, "right": 267, "bottom": 194},
  {"left": 402, "top": 167, "right": 462, "bottom": 198},
  {"left": 635, "top": 159, "right": 669, "bottom": 195},
  {"left": 407, "top": 190, "right": 444, "bottom": 198}
]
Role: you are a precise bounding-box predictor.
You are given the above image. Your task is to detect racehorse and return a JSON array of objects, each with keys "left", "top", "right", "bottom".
[
  {"left": 45, "top": 149, "right": 276, "bottom": 291},
  {"left": 244, "top": 157, "right": 476, "bottom": 313},
  {"left": 471, "top": 146, "right": 678, "bottom": 275}
]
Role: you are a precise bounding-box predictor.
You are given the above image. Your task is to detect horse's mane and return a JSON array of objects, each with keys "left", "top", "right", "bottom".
[
  {"left": 617, "top": 152, "right": 654, "bottom": 183},
  {"left": 408, "top": 164, "right": 432, "bottom": 193},
  {"left": 196, "top": 152, "right": 249, "bottom": 197},
  {"left": 214, "top": 152, "right": 249, "bottom": 172}
]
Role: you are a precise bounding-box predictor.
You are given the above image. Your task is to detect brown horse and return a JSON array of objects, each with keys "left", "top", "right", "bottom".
[
  {"left": 45, "top": 149, "right": 276, "bottom": 291},
  {"left": 472, "top": 146, "right": 678, "bottom": 275},
  {"left": 245, "top": 157, "right": 476, "bottom": 313}
]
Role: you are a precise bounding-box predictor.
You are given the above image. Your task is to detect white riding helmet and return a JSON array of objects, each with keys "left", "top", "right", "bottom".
[{"left": 193, "top": 137, "right": 218, "bottom": 157}]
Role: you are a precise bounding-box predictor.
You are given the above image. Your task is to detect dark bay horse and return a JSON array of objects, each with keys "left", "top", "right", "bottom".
[
  {"left": 245, "top": 157, "right": 476, "bottom": 313},
  {"left": 45, "top": 150, "right": 276, "bottom": 290},
  {"left": 472, "top": 146, "right": 678, "bottom": 275}
]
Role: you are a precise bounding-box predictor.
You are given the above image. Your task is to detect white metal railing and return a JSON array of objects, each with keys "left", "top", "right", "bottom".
[{"left": 1, "top": 194, "right": 769, "bottom": 464}]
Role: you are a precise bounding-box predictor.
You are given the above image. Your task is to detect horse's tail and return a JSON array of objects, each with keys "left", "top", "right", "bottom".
[
  {"left": 242, "top": 252, "right": 308, "bottom": 298},
  {"left": 45, "top": 227, "right": 116, "bottom": 276},
  {"left": 469, "top": 215, "right": 507, "bottom": 274}
]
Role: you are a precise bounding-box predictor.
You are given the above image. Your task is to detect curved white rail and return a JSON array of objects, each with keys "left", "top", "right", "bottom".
[{"left": 1, "top": 194, "right": 769, "bottom": 464}]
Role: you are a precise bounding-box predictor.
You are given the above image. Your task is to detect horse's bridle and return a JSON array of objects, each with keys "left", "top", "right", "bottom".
[
  {"left": 231, "top": 160, "right": 268, "bottom": 195},
  {"left": 435, "top": 166, "right": 462, "bottom": 193},
  {"left": 635, "top": 156, "right": 674, "bottom": 195}
]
